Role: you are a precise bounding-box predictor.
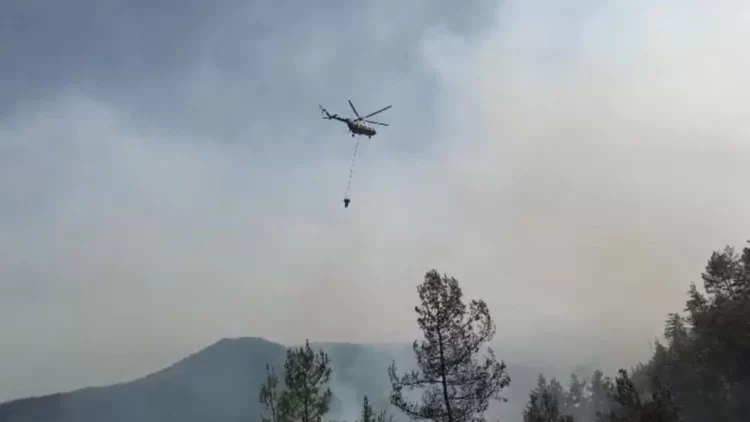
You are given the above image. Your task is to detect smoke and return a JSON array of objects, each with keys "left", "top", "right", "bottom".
[
  {"left": 407, "top": 0, "right": 750, "bottom": 371},
  {"left": 3, "top": 0, "right": 750, "bottom": 408}
]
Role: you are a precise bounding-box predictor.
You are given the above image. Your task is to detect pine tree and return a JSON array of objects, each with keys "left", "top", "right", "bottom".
[
  {"left": 563, "top": 374, "right": 586, "bottom": 420},
  {"left": 360, "top": 396, "right": 392, "bottom": 422},
  {"left": 602, "top": 369, "right": 678, "bottom": 422},
  {"left": 523, "top": 375, "right": 575, "bottom": 422},
  {"left": 259, "top": 364, "right": 283, "bottom": 422},
  {"left": 388, "top": 270, "right": 511, "bottom": 422},
  {"left": 362, "top": 396, "right": 374, "bottom": 422},
  {"left": 259, "top": 340, "right": 333, "bottom": 422},
  {"left": 279, "top": 340, "right": 333, "bottom": 422},
  {"left": 546, "top": 378, "right": 566, "bottom": 411},
  {"left": 587, "top": 370, "right": 613, "bottom": 421}
]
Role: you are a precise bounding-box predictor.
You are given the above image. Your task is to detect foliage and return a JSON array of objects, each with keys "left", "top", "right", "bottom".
[
  {"left": 523, "top": 375, "right": 575, "bottom": 422},
  {"left": 522, "top": 372, "right": 614, "bottom": 422},
  {"left": 388, "top": 270, "right": 511, "bottom": 422},
  {"left": 523, "top": 367, "right": 677, "bottom": 422},
  {"left": 256, "top": 241, "right": 749, "bottom": 422},
  {"left": 359, "top": 396, "right": 393, "bottom": 422},
  {"left": 600, "top": 369, "right": 678, "bottom": 422},
  {"left": 587, "top": 370, "right": 615, "bottom": 420},
  {"left": 528, "top": 241, "right": 750, "bottom": 422},
  {"left": 639, "top": 242, "right": 750, "bottom": 422},
  {"left": 260, "top": 364, "right": 282, "bottom": 422},
  {"left": 259, "top": 340, "right": 333, "bottom": 422}
]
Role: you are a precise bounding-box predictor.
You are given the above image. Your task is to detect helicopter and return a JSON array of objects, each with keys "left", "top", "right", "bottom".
[{"left": 319, "top": 100, "right": 391, "bottom": 138}]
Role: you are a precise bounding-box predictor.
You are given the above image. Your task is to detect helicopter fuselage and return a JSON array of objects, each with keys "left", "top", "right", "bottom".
[{"left": 345, "top": 119, "right": 376, "bottom": 137}]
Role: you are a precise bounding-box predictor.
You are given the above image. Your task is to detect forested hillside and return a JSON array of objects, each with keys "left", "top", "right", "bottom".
[
  {"left": 2, "top": 242, "right": 747, "bottom": 422},
  {"left": 253, "top": 242, "right": 749, "bottom": 422},
  {"left": 522, "top": 242, "right": 750, "bottom": 422}
]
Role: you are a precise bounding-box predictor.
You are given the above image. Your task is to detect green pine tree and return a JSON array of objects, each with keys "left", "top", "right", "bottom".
[
  {"left": 388, "top": 270, "right": 511, "bottom": 422},
  {"left": 259, "top": 340, "right": 333, "bottom": 422},
  {"left": 279, "top": 340, "right": 333, "bottom": 422}
]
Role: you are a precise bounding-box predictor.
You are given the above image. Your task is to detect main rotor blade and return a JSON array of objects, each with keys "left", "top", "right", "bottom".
[
  {"left": 348, "top": 100, "right": 361, "bottom": 119},
  {"left": 363, "top": 105, "right": 392, "bottom": 119},
  {"left": 365, "top": 120, "right": 389, "bottom": 126}
]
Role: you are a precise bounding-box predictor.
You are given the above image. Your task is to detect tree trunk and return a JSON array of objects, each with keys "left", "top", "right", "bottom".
[
  {"left": 303, "top": 374, "right": 309, "bottom": 422},
  {"left": 437, "top": 325, "right": 454, "bottom": 422}
]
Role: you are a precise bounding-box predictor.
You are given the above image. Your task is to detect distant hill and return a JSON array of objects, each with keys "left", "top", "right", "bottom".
[{"left": 0, "top": 337, "right": 581, "bottom": 422}]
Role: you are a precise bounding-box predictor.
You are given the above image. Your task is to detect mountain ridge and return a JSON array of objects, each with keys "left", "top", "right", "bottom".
[{"left": 0, "top": 336, "right": 581, "bottom": 422}]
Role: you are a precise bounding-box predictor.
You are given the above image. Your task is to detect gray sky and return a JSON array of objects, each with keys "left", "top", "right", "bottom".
[{"left": 2, "top": 0, "right": 750, "bottom": 402}]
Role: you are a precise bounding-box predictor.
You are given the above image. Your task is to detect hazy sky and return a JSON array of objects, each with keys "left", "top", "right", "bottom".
[{"left": 2, "top": 0, "right": 750, "bottom": 402}]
